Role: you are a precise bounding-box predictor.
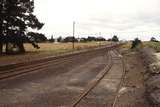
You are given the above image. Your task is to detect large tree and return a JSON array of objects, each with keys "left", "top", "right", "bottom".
[{"left": 0, "top": 0, "right": 44, "bottom": 54}]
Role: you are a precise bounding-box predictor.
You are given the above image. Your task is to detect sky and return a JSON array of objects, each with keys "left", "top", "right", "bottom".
[{"left": 34, "top": 0, "right": 160, "bottom": 40}]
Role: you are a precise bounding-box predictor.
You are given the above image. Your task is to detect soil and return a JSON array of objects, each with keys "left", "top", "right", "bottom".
[{"left": 115, "top": 51, "right": 150, "bottom": 107}]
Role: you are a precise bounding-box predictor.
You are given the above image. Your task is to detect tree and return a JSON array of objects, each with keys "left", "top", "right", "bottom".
[
  {"left": 112, "top": 35, "right": 119, "bottom": 42},
  {"left": 87, "top": 36, "right": 96, "bottom": 41},
  {"left": 0, "top": 0, "right": 44, "bottom": 54},
  {"left": 27, "top": 32, "right": 47, "bottom": 43},
  {"left": 150, "top": 37, "right": 158, "bottom": 42},
  {"left": 107, "top": 38, "right": 112, "bottom": 41},
  {"left": 63, "top": 36, "right": 78, "bottom": 43},
  {"left": 49, "top": 35, "right": 55, "bottom": 43},
  {"left": 0, "top": 0, "right": 4, "bottom": 54},
  {"left": 57, "top": 36, "right": 62, "bottom": 42},
  {"left": 79, "top": 38, "right": 88, "bottom": 43},
  {"left": 96, "top": 37, "right": 106, "bottom": 41},
  {"left": 131, "top": 38, "right": 142, "bottom": 49}
]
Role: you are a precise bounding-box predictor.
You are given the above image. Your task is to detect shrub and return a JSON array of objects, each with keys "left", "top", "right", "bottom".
[
  {"left": 131, "top": 38, "right": 142, "bottom": 49},
  {"left": 112, "top": 35, "right": 119, "bottom": 42},
  {"left": 150, "top": 37, "right": 158, "bottom": 42}
]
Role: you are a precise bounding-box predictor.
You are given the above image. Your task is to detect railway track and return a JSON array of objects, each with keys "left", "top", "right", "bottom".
[
  {"left": 0, "top": 49, "right": 106, "bottom": 81},
  {"left": 112, "top": 56, "right": 126, "bottom": 107},
  {"left": 0, "top": 44, "right": 121, "bottom": 81},
  {"left": 0, "top": 46, "right": 107, "bottom": 71},
  {"left": 0, "top": 43, "right": 127, "bottom": 107},
  {"left": 70, "top": 49, "right": 127, "bottom": 107},
  {"left": 0, "top": 43, "right": 122, "bottom": 71}
]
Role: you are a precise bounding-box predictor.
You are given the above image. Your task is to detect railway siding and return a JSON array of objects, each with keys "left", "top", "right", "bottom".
[
  {"left": 70, "top": 50, "right": 126, "bottom": 107},
  {"left": 0, "top": 46, "right": 112, "bottom": 107},
  {"left": 0, "top": 43, "right": 146, "bottom": 107},
  {"left": 0, "top": 44, "right": 119, "bottom": 71}
]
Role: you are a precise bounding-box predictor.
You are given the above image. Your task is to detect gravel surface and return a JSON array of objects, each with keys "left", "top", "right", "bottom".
[
  {"left": 141, "top": 48, "right": 160, "bottom": 106},
  {"left": 77, "top": 57, "right": 123, "bottom": 107},
  {"left": 0, "top": 48, "right": 108, "bottom": 107},
  {"left": 0, "top": 48, "right": 150, "bottom": 107},
  {"left": 115, "top": 52, "right": 150, "bottom": 107}
]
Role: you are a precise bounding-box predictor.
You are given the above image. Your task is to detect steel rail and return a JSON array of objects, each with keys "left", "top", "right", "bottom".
[
  {"left": 111, "top": 53, "right": 126, "bottom": 107},
  {"left": 0, "top": 45, "right": 122, "bottom": 83},
  {"left": 0, "top": 51, "right": 100, "bottom": 81},
  {"left": 0, "top": 45, "right": 112, "bottom": 71},
  {"left": 70, "top": 51, "right": 113, "bottom": 107},
  {"left": 0, "top": 47, "right": 110, "bottom": 81},
  {"left": 0, "top": 43, "right": 123, "bottom": 71},
  {"left": 0, "top": 50, "right": 99, "bottom": 75}
]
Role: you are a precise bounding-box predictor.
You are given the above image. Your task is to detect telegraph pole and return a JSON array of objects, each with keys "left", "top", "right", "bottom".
[{"left": 73, "top": 21, "right": 75, "bottom": 50}]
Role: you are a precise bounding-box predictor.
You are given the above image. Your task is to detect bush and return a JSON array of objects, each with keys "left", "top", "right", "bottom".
[
  {"left": 112, "top": 35, "right": 119, "bottom": 42},
  {"left": 150, "top": 37, "right": 158, "bottom": 42},
  {"left": 63, "top": 36, "right": 78, "bottom": 43},
  {"left": 131, "top": 38, "right": 142, "bottom": 49},
  {"left": 49, "top": 36, "right": 55, "bottom": 43}
]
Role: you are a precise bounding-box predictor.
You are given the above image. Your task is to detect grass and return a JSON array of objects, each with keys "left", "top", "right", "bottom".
[
  {"left": 143, "top": 41, "right": 160, "bottom": 52},
  {"left": 122, "top": 41, "right": 160, "bottom": 52},
  {"left": 0, "top": 41, "right": 109, "bottom": 64},
  {"left": 120, "top": 42, "right": 132, "bottom": 49},
  {"left": 24, "top": 41, "right": 109, "bottom": 54}
]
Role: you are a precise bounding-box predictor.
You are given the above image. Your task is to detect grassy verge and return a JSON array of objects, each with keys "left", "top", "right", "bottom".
[{"left": 143, "top": 41, "right": 160, "bottom": 52}]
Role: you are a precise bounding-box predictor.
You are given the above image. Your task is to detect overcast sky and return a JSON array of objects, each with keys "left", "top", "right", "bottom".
[{"left": 34, "top": 0, "right": 160, "bottom": 40}]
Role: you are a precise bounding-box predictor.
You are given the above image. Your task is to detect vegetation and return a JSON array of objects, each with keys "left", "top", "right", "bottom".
[
  {"left": 143, "top": 41, "right": 160, "bottom": 52},
  {"left": 49, "top": 36, "right": 55, "bottom": 43},
  {"left": 150, "top": 37, "right": 158, "bottom": 42},
  {"left": 47, "top": 36, "right": 106, "bottom": 43},
  {"left": 61, "top": 36, "right": 106, "bottom": 43},
  {"left": 24, "top": 42, "right": 108, "bottom": 53},
  {"left": 121, "top": 42, "right": 132, "bottom": 49},
  {"left": 0, "top": 0, "right": 43, "bottom": 54},
  {"left": 27, "top": 32, "right": 47, "bottom": 43},
  {"left": 0, "top": 42, "right": 109, "bottom": 64},
  {"left": 111, "top": 35, "right": 119, "bottom": 42},
  {"left": 107, "top": 35, "right": 119, "bottom": 42},
  {"left": 131, "top": 38, "right": 142, "bottom": 49},
  {"left": 57, "top": 36, "right": 62, "bottom": 42},
  {"left": 63, "top": 36, "right": 78, "bottom": 43}
]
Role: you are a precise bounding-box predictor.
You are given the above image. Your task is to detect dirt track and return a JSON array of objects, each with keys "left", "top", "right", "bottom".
[{"left": 0, "top": 47, "right": 150, "bottom": 107}]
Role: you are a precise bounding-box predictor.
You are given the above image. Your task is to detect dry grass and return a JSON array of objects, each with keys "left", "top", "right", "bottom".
[
  {"left": 121, "top": 41, "right": 160, "bottom": 53},
  {"left": 0, "top": 41, "right": 109, "bottom": 65},
  {"left": 143, "top": 41, "right": 160, "bottom": 52},
  {"left": 25, "top": 42, "right": 108, "bottom": 53},
  {"left": 120, "top": 42, "right": 132, "bottom": 49}
]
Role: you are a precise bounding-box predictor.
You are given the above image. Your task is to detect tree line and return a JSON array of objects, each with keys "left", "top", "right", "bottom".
[
  {"left": 48, "top": 36, "right": 106, "bottom": 43},
  {"left": 48, "top": 35, "right": 121, "bottom": 43}
]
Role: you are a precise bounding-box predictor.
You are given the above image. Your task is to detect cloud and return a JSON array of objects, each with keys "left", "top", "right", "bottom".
[{"left": 34, "top": 0, "right": 160, "bottom": 40}]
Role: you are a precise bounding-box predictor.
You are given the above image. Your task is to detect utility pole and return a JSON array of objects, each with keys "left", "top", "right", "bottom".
[{"left": 73, "top": 21, "right": 75, "bottom": 50}]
